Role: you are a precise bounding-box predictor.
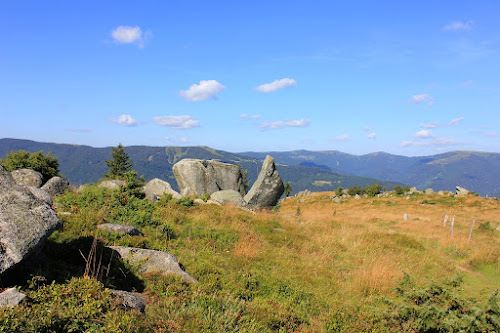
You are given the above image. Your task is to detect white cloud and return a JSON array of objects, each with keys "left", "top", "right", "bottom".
[
  {"left": 180, "top": 80, "right": 225, "bottom": 101},
  {"left": 153, "top": 115, "right": 199, "bottom": 129},
  {"left": 363, "top": 126, "right": 373, "bottom": 132},
  {"left": 443, "top": 20, "right": 474, "bottom": 31},
  {"left": 400, "top": 137, "right": 459, "bottom": 148},
  {"left": 110, "top": 114, "right": 137, "bottom": 127},
  {"left": 330, "top": 134, "right": 350, "bottom": 141},
  {"left": 255, "top": 78, "right": 297, "bottom": 93},
  {"left": 419, "top": 122, "right": 439, "bottom": 129},
  {"left": 415, "top": 129, "right": 432, "bottom": 139},
  {"left": 240, "top": 113, "right": 262, "bottom": 120},
  {"left": 179, "top": 137, "right": 187, "bottom": 143},
  {"left": 448, "top": 117, "right": 464, "bottom": 126},
  {"left": 367, "top": 132, "right": 376, "bottom": 139},
  {"left": 409, "top": 94, "right": 434, "bottom": 106},
  {"left": 111, "top": 26, "right": 150, "bottom": 48},
  {"left": 259, "top": 119, "right": 310, "bottom": 129}
]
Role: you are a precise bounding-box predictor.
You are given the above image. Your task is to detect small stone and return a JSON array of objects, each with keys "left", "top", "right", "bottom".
[
  {"left": 0, "top": 288, "right": 26, "bottom": 308},
  {"left": 110, "top": 290, "right": 146, "bottom": 313},
  {"left": 97, "top": 223, "right": 142, "bottom": 236}
]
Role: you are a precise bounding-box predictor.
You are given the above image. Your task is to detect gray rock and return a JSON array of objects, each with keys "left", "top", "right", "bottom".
[
  {"left": 40, "top": 176, "right": 70, "bottom": 198},
  {"left": 98, "top": 179, "right": 126, "bottom": 190},
  {"left": 173, "top": 159, "right": 245, "bottom": 197},
  {"left": 210, "top": 190, "right": 246, "bottom": 206},
  {"left": 425, "top": 188, "right": 434, "bottom": 195},
  {"left": 206, "top": 199, "right": 221, "bottom": 206},
  {"left": 295, "top": 190, "right": 311, "bottom": 197},
  {"left": 496, "top": 226, "right": 500, "bottom": 232},
  {"left": 143, "top": 178, "right": 181, "bottom": 202},
  {"left": 110, "top": 290, "right": 146, "bottom": 313},
  {"left": 0, "top": 165, "right": 61, "bottom": 276},
  {"left": 10, "top": 169, "right": 43, "bottom": 188},
  {"left": 26, "top": 186, "right": 53, "bottom": 205},
  {"left": 456, "top": 186, "right": 470, "bottom": 196},
  {"left": 354, "top": 194, "right": 361, "bottom": 199},
  {"left": 403, "top": 213, "right": 409, "bottom": 220},
  {"left": 244, "top": 155, "right": 284, "bottom": 207},
  {"left": 438, "top": 191, "right": 445, "bottom": 196},
  {"left": 0, "top": 288, "right": 26, "bottom": 308},
  {"left": 97, "top": 223, "right": 142, "bottom": 236},
  {"left": 108, "top": 246, "right": 197, "bottom": 283},
  {"left": 194, "top": 198, "right": 206, "bottom": 204}
]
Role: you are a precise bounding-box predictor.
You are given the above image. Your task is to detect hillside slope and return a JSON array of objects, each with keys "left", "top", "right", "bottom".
[
  {"left": 241, "top": 150, "right": 500, "bottom": 197},
  {"left": 0, "top": 138, "right": 401, "bottom": 193}
]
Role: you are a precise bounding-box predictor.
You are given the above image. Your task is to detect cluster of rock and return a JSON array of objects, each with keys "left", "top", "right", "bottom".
[{"left": 142, "top": 155, "right": 284, "bottom": 209}]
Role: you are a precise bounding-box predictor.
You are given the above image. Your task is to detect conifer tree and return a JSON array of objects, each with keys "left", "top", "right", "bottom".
[{"left": 104, "top": 143, "right": 133, "bottom": 179}]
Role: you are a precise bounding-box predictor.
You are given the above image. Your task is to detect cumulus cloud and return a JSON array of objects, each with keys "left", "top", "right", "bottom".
[
  {"left": 110, "top": 114, "right": 137, "bottom": 127},
  {"left": 259, "top": 119, "right": 310, "bottom": 129},
  {"left": 330, "top": 134, "right": 350, "bottom": 142},
  {"left": 111, "top": 26, "right": 151, "bottom": 48},
  {"left": 448, "top": 117, "right": 464, "bottom": 126},
  {"left": 443, "top": 20, "right": 474, "bottom": 31},
  {"left": 240, "top": 113, "right": 262, "bottom": 120},
  {"left": 255, "top": 78, "right": 297, "bottom": 93},
  {"left": 180, "top": 80, "right": 225, "bottom": 101},
  {"left": 153, "top": 115, "right": 199, "bottom": 129},
  {"left": 409, "top": 94, "right": 434, "bottom": 106},
  {"left": 363, "top": 126, "right": 373, "bottom": 132},
  {"left": 415, "top": 129, "right": 432, "bottom": 139},
  {"left": 367, "top": 132, "right": 376, "bottom": 139}
]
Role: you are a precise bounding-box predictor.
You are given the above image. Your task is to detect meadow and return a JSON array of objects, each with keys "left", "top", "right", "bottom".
[{"left": 0, "top": 186, "right": 498, "bottom": 332}]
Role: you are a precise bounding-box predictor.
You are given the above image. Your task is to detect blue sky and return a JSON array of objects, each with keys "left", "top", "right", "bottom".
[{"left": 1, "top": 1, "right": 499, "bottom": 156}]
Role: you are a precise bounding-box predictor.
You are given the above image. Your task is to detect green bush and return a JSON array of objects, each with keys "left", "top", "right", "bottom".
[
  {"left": 365, "top": 184, "right": 382, "bottom": 197},
  {"left": 0, "top": 150, "right": 59, "bottom": 183},
  {"left": 335, "top": 186, "right": 343, "bottom": 197},
  {"left": 347, "top": 186, "right": 364, "bottom": 196}
]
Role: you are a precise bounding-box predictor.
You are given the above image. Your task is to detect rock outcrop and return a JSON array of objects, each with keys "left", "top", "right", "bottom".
[
  {"left": 98, "top": 179, "right": 125, "bottom": 190},
  {"left": 108, "top": 246, "right": 197, "bottom": 284},
  {"left": 0, "top": 288, "right": 26, "bottom": 308},
  {"left": 173, "top": 159, "right": 245, "bottom": 197},
  {"left": 10, "top": 169, "right": 43, "bottom": 188},
  {"left": 244, "top": 155, "right": 284, "bottom": 207},
  {"left": 143, "top": 178, "right": 181, "bottom": 202},
  {"left": 41, "top": 176, "right": 70, "bottom": 198},
  {"left": 97, "top": 223, "right": 142, "bottom": 236},
  {"left": 26, "top": 186, "right": 53, "bottom": 205},
  {"left": 0, "top": 165, "right": 61, "bottom": 277},
  {"left": 210, "top": 190, "right": 246, "bottom": 206}
]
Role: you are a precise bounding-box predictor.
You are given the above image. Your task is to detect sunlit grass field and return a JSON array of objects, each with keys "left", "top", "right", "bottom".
[{"left": 1, "top": 187, "right": 499, "bottom": 332}]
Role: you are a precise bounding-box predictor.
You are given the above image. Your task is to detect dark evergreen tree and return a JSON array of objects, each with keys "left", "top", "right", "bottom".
[
  {"left": 104, "top": 143, "right": 133, "bottom": 179},
  {"left": 284, "top": 182, "right": 292, "bottom": 197}
]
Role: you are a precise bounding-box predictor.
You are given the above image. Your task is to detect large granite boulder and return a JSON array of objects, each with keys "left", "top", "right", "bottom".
[
  {"left": 143, "top": 178, "right": 181, "bottom": 202},
  {"left": 40, "top": 176, "right": 70, "bottom": 198},
  {"left": 244, "top": 155, "right": 284, "bottom": 207},
  {"left": 0, "top": 166, "right": 61, "bottom": 277},
  {"left": 211, "top": 190, "right": 246, "bottom": 206},
  {"left": 173, "top": 159, "right": 245, "bottom": 197},
  {"left": 10, "top": 169, "right": 43, "bottom": 188},
  {"left": 26, "top": 186, "right": 53, "bottom": 206},
  {"left": 108, "top": 246, "right": 197, "bottom": 284},
  {"left": 98, "top": 179, "right": 126, "bottom": 190}
]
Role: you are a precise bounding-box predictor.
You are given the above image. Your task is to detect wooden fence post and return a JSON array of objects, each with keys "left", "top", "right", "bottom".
[
  {"left": 468, "top": 220, "right": 476, "bottom": 241},
  {"left": 450, "top": 216, "right": 455, "bottom": 237},
  {"left": 443, "top": 215, "right": 448, "bottom": 227}
]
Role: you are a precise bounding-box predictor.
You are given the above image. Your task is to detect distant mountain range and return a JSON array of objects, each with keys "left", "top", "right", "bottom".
[
  {"left": 241, "top": 149, "right": 500, "bottom": 197},
  {"left": 0, "top": 138, "right": 402, "bottom": 194}
]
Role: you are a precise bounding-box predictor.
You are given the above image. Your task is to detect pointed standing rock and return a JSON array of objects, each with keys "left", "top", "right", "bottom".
[{"left": 244, "top": 155, "right": 284, "bottom": 207}]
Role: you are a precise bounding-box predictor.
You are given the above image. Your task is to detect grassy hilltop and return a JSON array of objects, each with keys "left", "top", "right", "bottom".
[{"left": 0, "top": 186, "right": 498, "bottom": 332}]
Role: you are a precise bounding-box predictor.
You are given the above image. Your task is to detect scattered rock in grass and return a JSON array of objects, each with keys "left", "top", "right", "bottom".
[
  {"left": 0, "top": 288, "right": 26, "bottom": 308},
  {"left": 10, "top": 169, "right": 43, "bottom": 188},
  {"left": 98, "top": 179, "right": 126, "bottom": 190},
  {"left": 110, "top": 289, "right": 146, "bottom": 313},
  {"left": 456, "top": 186, "right": 470, "bottom": 196},
  {"left": 97, "top": 223, "right": 142, "bottom": 236},
  {"left": 354, "top": 194, "right": 361, "bottom": 199},
  {"left": 41, "top": 176, "right": 70, "bottom": 198},
  {"left": 108, "top": 246, "right": 197, "bottom": 284},
  {"left": 211, "top": 190, "right": 246, "bottom": 206},
  {"left": 194, "top": 198, "right": 206, "bottom": 204},
  {"left": 143, "top": 178, "right": 181, "bottom": 202},
  {"left": 425, "top": 188, "right": 434, "bottom": 195},
  {"left": 403, "top": 213, "right": 409, "bottom": 220}
]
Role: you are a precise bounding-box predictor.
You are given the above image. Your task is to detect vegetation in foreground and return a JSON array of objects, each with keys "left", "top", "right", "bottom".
[{"left": 0, "top": 185, "right": 499, "bottom": 331}]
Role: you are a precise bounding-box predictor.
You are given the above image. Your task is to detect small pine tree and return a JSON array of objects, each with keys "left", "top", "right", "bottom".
[
  {"left": 284, "top": 182, "right": 292, "bottom": 197},
  {"left": 104, "top": 143, "right": 133, "bottom": 179}
]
